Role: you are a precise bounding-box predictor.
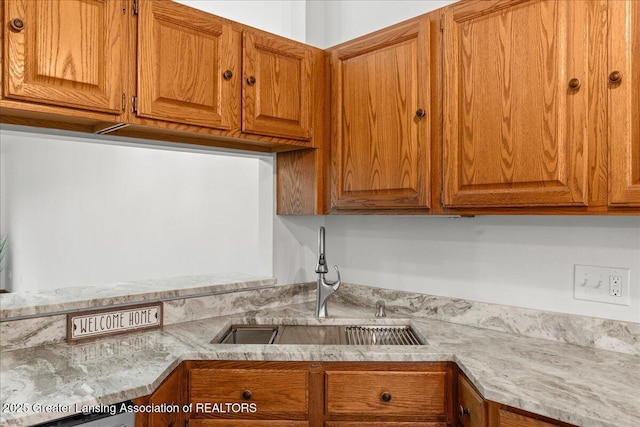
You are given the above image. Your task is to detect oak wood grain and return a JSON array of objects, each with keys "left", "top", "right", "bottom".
[
  {"left": 489, "top": 407, "right": 576, "bottom": 427},
  {"left": 190, "top": 368, "right": 308, "bottom": 419},
  {"left": 325, "top": 371, "right": 446, "bottom": 417},
  {"left": 608, "top": 0, "right": 640, "bottom": 207},
  {"left": 189, "top": 421, "right": 308, "bottom": 427},
  {"left": 243, "top": 31, "right": 313, "bottom": 141},
  {"left": 3, "top": 0, "right": 126, "bottom": 113},
  {"left": 458, "top": 374, "right": 487, "bottom": 427},
  {"left": 331, "top": 19, "right": 431, "bottom": 209},
  {"left": 443, "top": 0, "right": 590, "bottom": 207},
  {"left": 137, "top": 0, "right": 239, "bottom": 130}
]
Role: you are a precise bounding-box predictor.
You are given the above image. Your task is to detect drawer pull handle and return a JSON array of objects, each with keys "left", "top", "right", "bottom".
[
  {"left": 415, "top": 108, "right": 426, "bottom": 119},
  {"left": 223, "top": 70, "right": 233, "bottom": 80},
  {"left": 242, "top": 390, "right": 252, "bottom": 400},
  {"left": 459, "top": 405, "right": 470, "bottom": 416},
  {"left": 247, "top": 76, "right": 256, "bottom": 86},
  {"left": 381, "top": 392, "right": 392, "bottom": 402}
]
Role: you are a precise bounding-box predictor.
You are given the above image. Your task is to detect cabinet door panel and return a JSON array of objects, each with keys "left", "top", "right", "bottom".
[
  {"left": 242, "top": 32, "right": 313, "bottom": 140},
  {"left": 608, "top": 0, "right": 640, "bottom": 206},
  {"left": 4, "top": 0, "right": 125, "bottom": 113},
  {"left": 443, "top": 0, "right": 590, "bottom": 207},
  {"left": 137, "top": 0, "right": 239, "bottom": 129},
  {"left": 458, "top": 375, "right": 486, "bottom": 427},
  {"left": 332, "top": 21, "right": 430, "bottom": 209}
]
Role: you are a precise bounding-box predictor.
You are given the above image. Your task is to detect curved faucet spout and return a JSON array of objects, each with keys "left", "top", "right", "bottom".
[{"left": 315, "top": 227, "right": 341, "bottom": 318}]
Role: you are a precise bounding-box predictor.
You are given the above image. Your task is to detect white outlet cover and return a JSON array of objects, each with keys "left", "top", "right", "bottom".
[{"left": 574, "top": 265, "right": 631, "bottom": 306}]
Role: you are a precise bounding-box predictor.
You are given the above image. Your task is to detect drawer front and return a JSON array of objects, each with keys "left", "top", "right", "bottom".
[
  {"left": 458, "top": 375, "right": 486, "bottom": 427},
  {"left": 190, "top": 420, "right": 308, "bottom": 427},
  {"left": 190, "top": 369, "right": 308, "bottom": 418},
  {"left": 326, "top": 423, "right": 447, "bottom": 427},
  {"left": 325, "top": 371, "right": 446, "bottom": 417}
]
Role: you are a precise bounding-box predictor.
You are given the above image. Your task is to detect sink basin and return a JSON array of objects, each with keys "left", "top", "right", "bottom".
[{"left": 215, "top": 324, "right": 423, "bottom": 345}]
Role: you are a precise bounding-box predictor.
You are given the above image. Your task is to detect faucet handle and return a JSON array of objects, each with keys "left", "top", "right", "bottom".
[
  {"left": 375, "top": 300, "right": 387, "bottom": 317},
  {"left": 331, "top": 266, "right": 341, "bottom": 290}
]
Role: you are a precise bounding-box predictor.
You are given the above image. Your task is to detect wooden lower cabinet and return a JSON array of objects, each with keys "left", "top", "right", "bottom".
[
  {"left": 489, "top": 405, "right": 577, "bottom": 427},
  {"left": 137, "top": 362, "right": 578, "bottom": 427},
  {"left": 458, "top": 374, "right": 486, "bottom": 427},
  {"left": 326, "top": 423, "right": 446, "bottom": 427},
  {"left": 133, "top": 363, "right": 188, "bottom": 427},
  {"left": 323, "top": 362, "right": 453, "bottom": 425},
  {"left": 189, "top": 422, "right": 308, "bottom": 427}
]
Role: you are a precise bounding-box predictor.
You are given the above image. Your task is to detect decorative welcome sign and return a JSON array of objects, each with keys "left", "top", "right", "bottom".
[{"left": 67, "top": 302, "right": 163, "bottom": 343}]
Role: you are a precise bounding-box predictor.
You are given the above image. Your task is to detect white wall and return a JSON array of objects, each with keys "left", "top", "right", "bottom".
[
  {"left": 176, "top": 0, "right": 306, "bottom": 43},
  {"left": 274, "top": 216, "right": 640, "bottom": 322},
  {"left": 320, "top": 0, "right": 456, "bottom": 48},
  {"left": 0, "top": 128, "right": 273, "bottom": 292}
]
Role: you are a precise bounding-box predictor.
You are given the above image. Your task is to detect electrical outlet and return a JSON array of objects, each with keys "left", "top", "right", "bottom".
[
  {"left": 609, "top": 276, "right": 622, "bottom": 297},
  {"left": 574, "top": 265, "right": 630, "bottom": 306}
]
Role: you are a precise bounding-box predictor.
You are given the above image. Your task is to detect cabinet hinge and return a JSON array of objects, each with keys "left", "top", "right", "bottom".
[
  {"left": 132, "top": 0, "right": 138, "bottom": 16},
  {"left": 121, "top": 93, "right": 126, "bottom": 112},
  {"left": 131, "top": 96, "right": 138, "bottom": 114},
  {"left": 440, "top": 15, "right": 444, "bottom": 32}
]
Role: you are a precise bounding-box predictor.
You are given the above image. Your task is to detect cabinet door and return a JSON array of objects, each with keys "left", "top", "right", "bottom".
[
  {"left": 331, "top": 20, "right": 430, "bottom": 209},
  {"left": 458, "top": 375, "right": 486, "bottom": 427},
  {"left": 443, "top": 0, "right": 590, "bottom": 208},
  {"left": 3, "top": 0, "right": 125, "bottom": 113},
  {"left": 242, "top": 31, "right": 313, "bottom": 140},
  {"left": 133, "top": 363, "right": 187, "bottom": 427},
  {"left": 608, "top": 0, "right": 640, "bottom": 206},
  {"left": 137, "top": 0, "right": 239, "bottom": 129},
  {"left": 494, "top": 409, "right": 567, "bottom": 427}
]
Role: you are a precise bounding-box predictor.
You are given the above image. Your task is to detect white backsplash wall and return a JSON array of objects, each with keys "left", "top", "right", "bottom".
[
  {"left": 0, "top": 128, "right": 273, "bottom": 292},
  {"left": 274, "top": 215, "right": 640, "bottom": 323}
]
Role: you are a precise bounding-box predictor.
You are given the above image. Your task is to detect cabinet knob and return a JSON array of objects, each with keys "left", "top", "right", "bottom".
[
  {"left": 568, "top": 78, "right": 581, "bottom": 90},
  {"left": 10, "top": 18, "right": 25, "bottom": 32},
  {"left": 381, "top": 392, "right": 392, "bottom": 402},
  {"left": 247, "top": 76, "right": 256, "bottom": 86},
  {"left": 415, "top": 108, "right": 426, "bottom": 118},
  {"left": 223, "top": 70, "right": 233, "bottom": 80},
  {"left": 608, "top": 71, "right": 622, "bottom": 83},
  {"left": 242, "top": 390, "right": 252, "bottom": 400},
  {"left": 459, "top": 405, "right": 470, "bottom": 416}
]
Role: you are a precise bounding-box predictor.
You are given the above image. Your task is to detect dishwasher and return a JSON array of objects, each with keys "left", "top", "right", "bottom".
[{"left": 31, "top": 402, "right": 135, "bottom": 427}]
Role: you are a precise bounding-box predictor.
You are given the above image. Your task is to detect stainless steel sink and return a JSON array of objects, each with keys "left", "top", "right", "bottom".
[{"left": 215, "top": 324, "right": 423, "bottom": 345}]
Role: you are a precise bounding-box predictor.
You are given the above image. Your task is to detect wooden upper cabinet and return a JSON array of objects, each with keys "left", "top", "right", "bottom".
[
  {"left": 443, "top": 0, "right": 590, "bottom": 208},
  {"left": 3, "top": 0, "right": 126, "bottom": 114},
  {"left": 608, "top": 0, "right": 640, "bottom": 207},
  {"left": 242, "top": 31, "right": 313, "bottom": 140},
  {"left": 136, "top": 0, "right": 240, "bottom": 130},
  {"left": 331, "top": 20, "right": 431, "bottom": 210}
]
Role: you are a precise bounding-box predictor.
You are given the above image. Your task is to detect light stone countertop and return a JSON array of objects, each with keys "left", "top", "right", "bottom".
[
  {"left": 0, "top": 273, "right": 277, "bottom": 320},
  {"left": 1, "top": 301, "right": 638, "bottom": 427}
]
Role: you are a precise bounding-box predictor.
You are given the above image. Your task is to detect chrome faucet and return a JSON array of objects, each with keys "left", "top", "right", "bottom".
[{"left": 315, "top": 226, "right": 341, "bottom": 318}]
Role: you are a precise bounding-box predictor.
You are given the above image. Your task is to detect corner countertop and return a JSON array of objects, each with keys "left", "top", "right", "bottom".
[{"left": 1, "top": 301, "right": 638, "bottom": 427}]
